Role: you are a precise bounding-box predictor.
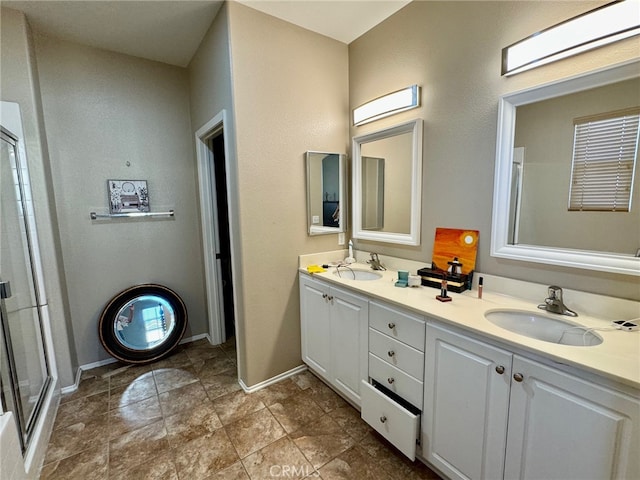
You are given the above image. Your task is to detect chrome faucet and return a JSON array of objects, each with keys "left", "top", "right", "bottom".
[
  {"left": 367, "top": 252, "right": 386, "bottom": 271},
  {"left": 538, "top": 286, "right": 577, "bottom": 317}
]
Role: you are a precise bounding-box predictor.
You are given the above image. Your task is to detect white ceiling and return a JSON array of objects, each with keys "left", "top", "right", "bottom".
[{"left": 2, "top": 0, "right": 411, "bottom": 67}]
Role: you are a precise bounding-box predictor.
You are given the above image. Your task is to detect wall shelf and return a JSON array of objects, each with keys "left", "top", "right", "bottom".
[{"left": 90, "top": 210, "right": 174, "bottom": 220}]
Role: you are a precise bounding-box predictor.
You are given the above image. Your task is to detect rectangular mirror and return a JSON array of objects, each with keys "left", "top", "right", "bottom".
[
  {"left": 306, "top": 151, "right": 345, "bottom": 235},
  {"left": 353, "top": 118, "right": 423, "bottom": 245},
  {"left": 491, "top": 59, "right": 640, "bottom": 276}
]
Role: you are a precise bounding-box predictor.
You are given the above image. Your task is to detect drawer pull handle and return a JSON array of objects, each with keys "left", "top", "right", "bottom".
[
  {"left": 322, "top": 294, "right": 327, "bottom": 299},
  {"left": 513, "top": 373, "right": 524, "bottom": 383},
  {"left": 327, "top": 295, "right": 333, "bottom": 301},
  {"left": 495, "top": 365, "right": 505, "bottom": 375},
  {"left": 388, "top": 322, "right": 396, "bottom": 329},
  {"left": 380, "top": 416, "right": 387, "bottom": 423},
  {"left": 387, "top": 350, "right": 395, "bottom": 357},
  {"left": 387, "top": 377, "right": 395, "bottom": 384}
]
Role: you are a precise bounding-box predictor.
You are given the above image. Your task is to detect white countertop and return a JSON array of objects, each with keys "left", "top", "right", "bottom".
[{"left": 300, "top": 263, "right": 640, "bottom": 390}]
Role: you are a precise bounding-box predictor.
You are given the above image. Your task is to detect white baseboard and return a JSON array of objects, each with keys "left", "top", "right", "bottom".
[
  {"left": 62, "top": 333, "right": 211, "bottom": 393},
  {"left": 239, "top": 364, "right": 308, "bottom": 394}
]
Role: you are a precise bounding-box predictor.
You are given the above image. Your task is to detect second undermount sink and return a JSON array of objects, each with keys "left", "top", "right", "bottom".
[
  {"left": 333, "top": 268, "right": 382, "bottom": 281},
  {"left": 485, "top": 309, "right": 603, "bottom": 347}
]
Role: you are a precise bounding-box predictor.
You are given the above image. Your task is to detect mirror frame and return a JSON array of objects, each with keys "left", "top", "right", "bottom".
[
  {"left": 352, "top": 118, "right": 423, "bottom": 245},
  {"left": 491, "top": 59, "right": 640, "bottom": 276},
  {"left": 305, "top": 151, "right": 346, "bottom": 236},
  {"left": 98, "top": 283, "right": 188, "bottom": 364}
]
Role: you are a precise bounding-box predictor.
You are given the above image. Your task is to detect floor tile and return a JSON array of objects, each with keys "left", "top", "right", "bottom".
[
  {"left": 158, "top": 380, "right": 209, "bottom": 417},
  {"left": 152, "top": 366, "right": 199, "bottom": 394},
  {"left": 328, "top": 405, "right": 372, "bottom": 442},
  {"left": 268, "top": 389, "right": 325, "bottom": 434},
  {"left": 173, "top": 428, "right": 239, "bottom": 479},
  {"left": 225, "top": 407, "right": 286, "bottom": 458},
  {"left": 184, "top": 342, "right": 227, "bottom": 363},
  {"left": 40, "top": 443, "right": 108, "bottom": 480},
  {"left": 242, "top": 436, "right": 316, "bottom": 480},
  {"left": 213, "top": 390, "right": 266, "bottom": 425},
  {"left": 164, "top": 401, "right": 223, "bottom": 445},
  {"left": 203, "top": 461, "right": 250, "bottom": 480},
  {"left": 290, "top": 370, "right": 324, "bottom": 391},
  {"left": 202, "top": 368, "right": 243, "bottom": 400},
  {"left": 109, "top": 395, "right": 163, "bottom": 439},
  {"left": 108, "top": 364, "right": 154, "bottom": 389},
  {"left": 44, "top": 413, "right": 110, "bottom": 464},
  {"left": 317, "top": 446, "right": 381, "bottom": 480},
  {"left": 53, "top": 391, "right": 109, "bottom": 430},
  {"left": 108, "top": 419, "right": 170, "bottom": 477},
  {"left": 255, "top": 378, "right": 302, "bottom": 406},
  {"left": 150, "top": 349, "right": 192, "bottom": 370},
  {"left": 59, "top": 375, "right": 109, "bottom": 404},
  {"left": 109, "top": 371, "right": 157, "bottom": 410},
  {"left": 307, "top": 382, "right": 349, "bottom": 413},
  {"left": 109, "top": 455, "right": 179, "bottom": 480},
  {"left": 193, "top": 354, "right": 237, "bottom": 380},
  {"left": 290, "top": 415, "right": 355, "bottom": 469}
]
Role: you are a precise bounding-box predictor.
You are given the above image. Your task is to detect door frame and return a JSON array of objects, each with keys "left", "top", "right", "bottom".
[{"left": 195, "top": 110, "right": 235, "bottom": 345}]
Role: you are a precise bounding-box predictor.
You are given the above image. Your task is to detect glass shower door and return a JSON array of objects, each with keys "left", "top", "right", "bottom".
[{"left": 0, "top": 126, "right": 51, "bottom": 451}]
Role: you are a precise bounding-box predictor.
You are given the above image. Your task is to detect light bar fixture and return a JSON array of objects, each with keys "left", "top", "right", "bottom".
[
  {"left": 502, "top": 0, "right": 640, "bottom": 76},
  {"left": 353, "top": 85, "right": 420, "bottom": 126}
]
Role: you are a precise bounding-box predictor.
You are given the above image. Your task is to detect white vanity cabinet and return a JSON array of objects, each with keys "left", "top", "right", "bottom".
[
  {"left": 423, "top": 323, "right": 640, "bottom": 480},
  {"left": 299, "top": 274, "right": 368, "bottom": 406},
  {"left": 362, "top": 300, "right": 426, "bottom": 460}
]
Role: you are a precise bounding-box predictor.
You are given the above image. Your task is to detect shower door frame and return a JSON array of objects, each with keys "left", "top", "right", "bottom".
[{"left": 0, "top": 123, "right": 53, "bottom": 453}]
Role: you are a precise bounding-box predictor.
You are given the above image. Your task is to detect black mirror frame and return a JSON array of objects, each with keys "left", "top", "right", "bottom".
[{"left": 98, "top": 283, "right": 188, "bottom": 364}]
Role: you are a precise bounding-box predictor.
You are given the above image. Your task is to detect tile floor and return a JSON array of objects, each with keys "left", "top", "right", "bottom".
[{"left": 40, "top": 338, "right": 441, "bottom": 479}]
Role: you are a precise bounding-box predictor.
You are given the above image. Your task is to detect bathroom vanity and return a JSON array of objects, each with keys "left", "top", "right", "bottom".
[{"left": 298, "top": 261, "right": 640, "bottom": 480}]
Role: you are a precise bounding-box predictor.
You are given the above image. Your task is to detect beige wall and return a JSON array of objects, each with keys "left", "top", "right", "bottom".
[
  {"left": 226, "top": 2, "right": 349, "bottom": 386},
  {"left": 33, "top": 35, "right": 208, "bottom": 367},
  {"left": 350, "top": 1, "right": 640, "bottom": 300},
  {"left": 0, "top": 8, "right": 76, "bottom": 387}
]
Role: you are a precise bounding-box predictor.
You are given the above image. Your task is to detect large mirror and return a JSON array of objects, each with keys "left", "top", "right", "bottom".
[
  {"left": 353, "top": 118, "right": 423, "bottom": 245},
  {"left": 306, "top": 151, "right": 345, "bottom": 235},
  {"left": 99, "top": 284, "right": 188, "bottom": 363},
  {"left": 491, "top": 59, "right": 640, "bottom": 276}
]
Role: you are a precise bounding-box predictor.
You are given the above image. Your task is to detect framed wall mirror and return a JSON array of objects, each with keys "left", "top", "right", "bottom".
[
  {"left": 306, "top": 151, "right": 345, "bottom": 235},
  {"left": 99, "top": 284, "right": 188, "bottom": 363},
  {"left": 352, "top": 118, "right": 423, "bottom": 245},
  {"left": 491, "top": 59, "right": 640, "bottom": 276}
]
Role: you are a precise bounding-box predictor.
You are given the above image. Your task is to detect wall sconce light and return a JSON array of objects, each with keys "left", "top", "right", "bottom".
[
  {"left": 353, "top": 85, "right": 420, "bottom": 126},
  {"left": 502, "top": 0, "right": 640, "bottom": 76}
]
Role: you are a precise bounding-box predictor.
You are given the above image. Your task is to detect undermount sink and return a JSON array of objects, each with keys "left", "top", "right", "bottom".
[
  {"left": 333, "top": 268, "right": 382, "bottom": 281},
  {"left": 485, "top": 309, "right": 603, "bottom": 347}
]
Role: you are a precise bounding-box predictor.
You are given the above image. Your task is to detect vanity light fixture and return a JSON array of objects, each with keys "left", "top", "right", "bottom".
[
  {"left": 353, "top": 85, "right": 420, "bottom": 126},
  {"left": 502, "top": 0, "right": 640, "bottom": 76}
]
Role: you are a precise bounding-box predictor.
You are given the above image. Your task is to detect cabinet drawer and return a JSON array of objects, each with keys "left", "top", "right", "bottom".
[
  {"left": 369, "top": 328, "right": 424, "bottom": 380},
  {"left": 369, "top": 301, "right": 425, "bottom": 351},
  {"left": 361, "top": 380, "right": 419, "bottom": 460},
  {"left": 369, "top": 353, "right": 423, "bottom": 408}
]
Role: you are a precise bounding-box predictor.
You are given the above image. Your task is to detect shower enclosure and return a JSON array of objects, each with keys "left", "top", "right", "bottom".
[{"left": 0, "top": 114, "right": 53, "bottom": 454}]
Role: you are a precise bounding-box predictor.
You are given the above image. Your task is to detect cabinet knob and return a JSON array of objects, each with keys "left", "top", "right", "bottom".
[
  {"left": 387, "top": 350, "right": 395, "bottom": 357},
  {"left": 388, "top": 322, "right": 396, "bottom": 329},
  {"left": 327, "top": 295, "right": 333, "bottom": 301},
  {"left": 387, "top": 377, "right": 395, "bottom": 384},
  {"left": 322, "top": 294, "right": 327, "bottom": 299},
  {"left": 513, "top": 373, "right": 524, "bottom": 382},
  {"left": 495, "top": 365, "right": 505, "bottom": 375},
  {"left": 380, "top": 416, "right": 387, "bottom": 423}
]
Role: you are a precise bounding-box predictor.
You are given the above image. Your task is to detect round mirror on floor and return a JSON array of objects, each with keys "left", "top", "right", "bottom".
[{"left": 98, "top": 284, "right": 188, "bottom": 364}]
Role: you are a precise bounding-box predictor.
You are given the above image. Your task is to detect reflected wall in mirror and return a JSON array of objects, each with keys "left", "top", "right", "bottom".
[
  {"left": 492, "top": 59, "right": 640, "bottom": 275},
  {"left": 99, "top": 284, "right": 188, "bottom": 363},
  {"left": 306, "top": 151, "right": 345, "bottom": 235},
  {"left": 353, "top": 118, "right": 423, "bottom": 245}
]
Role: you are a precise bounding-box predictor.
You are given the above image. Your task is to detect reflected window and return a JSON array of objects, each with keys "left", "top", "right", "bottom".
[
  {"left": 569, "top": 107, "right": 639, "bottom": 212},
  {"left": 142, "top": 304, "right": 167, "bottom": 343}
]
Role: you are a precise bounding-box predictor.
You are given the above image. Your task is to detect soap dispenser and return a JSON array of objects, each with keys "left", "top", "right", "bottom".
[{"left": 345, "top": 240, "right": 355, "bottom": 264}]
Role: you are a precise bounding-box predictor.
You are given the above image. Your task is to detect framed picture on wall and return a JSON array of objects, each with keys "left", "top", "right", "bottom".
[{"left": 108, "top": 179, "right": 150, "bottom": 214}]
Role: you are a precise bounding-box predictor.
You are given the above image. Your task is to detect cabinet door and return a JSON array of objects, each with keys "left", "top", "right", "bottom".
[
  {"left": 423, "top": 323, "right": 512, "bottom": 480},
  {"left": 299, "top": 275, "right": 331, "bottom": 379},
  {"left": 330, "top": 287, "right": 368, "bottom": 405},
  {"left": 505, "top": 356, "right": 640, "bottom": 480}
]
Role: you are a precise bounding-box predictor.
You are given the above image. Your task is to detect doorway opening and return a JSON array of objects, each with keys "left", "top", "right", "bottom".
[{"left": 195, "top": 111, "right": 237, "bottom": 346}]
